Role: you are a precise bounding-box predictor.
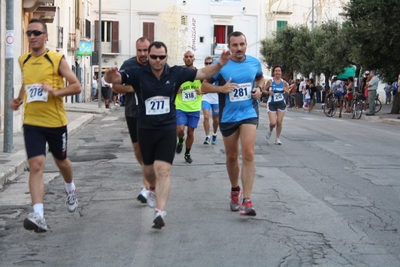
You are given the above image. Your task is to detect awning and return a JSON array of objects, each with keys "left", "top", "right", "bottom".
[{"left": 337, "top": 66, "right": 356, "bottom": 80}]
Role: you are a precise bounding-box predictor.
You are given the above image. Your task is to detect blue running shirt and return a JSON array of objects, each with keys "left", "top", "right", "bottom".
[
  {"left": 267, "top": 78, "right": 286, "bottom": 103},
  {"left": 208, "top": 55, "right": 263, "bottom": 123}
]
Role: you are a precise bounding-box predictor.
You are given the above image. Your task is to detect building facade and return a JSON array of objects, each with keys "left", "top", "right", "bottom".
[{"left": 0, "top": 0, "right": 348, "bottom": 134}]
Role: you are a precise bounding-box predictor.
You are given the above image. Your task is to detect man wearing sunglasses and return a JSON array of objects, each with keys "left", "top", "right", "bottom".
[
  {"left": 104, "top": 41, "right": 231, "bottom": 229},
  {"left": 112, "top": 37, "right": 152, "bottom": 204},
  {"left": 201, "top": 56, "right": 220, "bottom": 145},
  {"left": 202, "top": 31, "right": 264, "bottom": 217},
  {"left": 9, "top": 19, "right": 81, "bottom": 233},
  {"left": 175, "top": 51, "right": 202, "bottom": 164}
]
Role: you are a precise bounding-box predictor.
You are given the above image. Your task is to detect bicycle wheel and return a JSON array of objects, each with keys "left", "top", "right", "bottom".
[
  {"left": 375, "top": 99, "right": 382, "bottom": 113},
  {"left": 323, "top": 98, "right": 334, "bottom": 117},
  {"left": 331, "top": 99, "right": 338, "bottom": 116},
  {"left": 351, "top": 103, "right": 356, "bottom": 119},
  {"left": 355, "top": 102, "right": 362, "bottom": 119}
]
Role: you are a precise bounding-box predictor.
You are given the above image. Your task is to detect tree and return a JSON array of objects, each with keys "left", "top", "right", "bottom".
[
  {"left": 260, "top": 25, "right": 303, "bottom": 77},
  {"left": 343, "top": 0, "right": 400, "bottom": 113}
]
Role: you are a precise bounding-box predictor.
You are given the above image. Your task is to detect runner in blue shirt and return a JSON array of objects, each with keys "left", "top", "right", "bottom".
[
  {"left": 264, "top": 66, "right": 290, "bottom": 145},
  {"left": 202, "top": 31, "right": 264, "bottom": 216}
]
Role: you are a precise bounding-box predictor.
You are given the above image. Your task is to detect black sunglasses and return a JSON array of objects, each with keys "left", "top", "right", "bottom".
[
  {"left": 204, "top": 62, "right": 212, "bottom": 65},
  {"left": 149, "top": 55, "right": 167, "bottom": 60},
  {"left": 26, "top": 30, "right": 45, "bottom": 37}
]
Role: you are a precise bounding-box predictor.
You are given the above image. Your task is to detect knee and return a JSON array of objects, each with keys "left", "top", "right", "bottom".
[
  {"left": 241, "top": 150, "right": 254, "bottom": 162},
  {"left": 226, "top": 152, "right": 239, "bottom": 163},
  {"left": 28, "top": 158, "right": 45, "bottom": 173}
]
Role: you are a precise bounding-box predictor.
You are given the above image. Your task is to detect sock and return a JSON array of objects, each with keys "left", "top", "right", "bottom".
[
  {"left": 185, "top": 148, "right": 191, "bottom": 155},
  {"left": 179, "top": 137, "right": 184, "bottom": 144},
  {"left": 212, "top": 133, "right": 217, "bottom": 136},
  {"left": 150, "top": 186, "right": 155, "bottom": 191},
  {"left": 243, "top": 198, "right": 250, "bottom": 203},
  {"left": 33, "top": 203, "right": 44, "bottom": 218},
  {"left": 231, "top": 186, "right": 240, "bottom": 191},
  {"left": 206, "top": 135, "right": 210, "bottom": 138},
  {"left": 65, "top": 181, "right": 75, "bottom": 193}
]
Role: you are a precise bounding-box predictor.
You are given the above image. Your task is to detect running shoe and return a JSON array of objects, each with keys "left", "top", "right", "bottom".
[
  {"left": 24, "top": 213, "right": 48, "bottom": 233},
  {"left": 266, "top": 131, "right": 272, "bottom": 140},
  {"left": 176, "top": 138, "right": 185, "bottom": 154},
  {"left": 152, "top": 209, "right": 166, "bottom": 229},
  {"left": 240, "top": 199, "right": 257, "bottom": 216},
  {"left": 230, "top": 187, "right": 242, "bottom": 211},
  {"left": 184, "top": 153, "right": 193, "bottom": 164},
  {"left": 137, "top": 186, "right": 149, "bottom": 203},
  {"left": 66, "top": 190, "right": 78, "bottom": 213},
  {"left": 275, "top": 138, "right": 282, "bottom": 145},
  {"left": 147, "top": 189, "right": 156, "bottom": 208},
  {"left": 211, "top": 135, "right": 217, "bottom": 145},
  {"left": 203, "top": 136, "right": 211, "bottom": 145}
]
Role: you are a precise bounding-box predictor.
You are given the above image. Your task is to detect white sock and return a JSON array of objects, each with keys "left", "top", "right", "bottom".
[
  {"left": 212, "top": 133, "right": 217, "bottom": 136},
  {"left": 33, "top": 203, "right": 44, "bottom": 218},
  {"left": 206, "top": 135, "right": 210, "bottom": 138},
  {"left": 65, "top": 181, "right": 76, "bottom": 193}
]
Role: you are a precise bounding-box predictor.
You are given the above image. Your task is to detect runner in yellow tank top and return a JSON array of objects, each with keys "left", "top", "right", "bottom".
[{"left": 9, "top": 19, "right": 81, "bottom": 233}]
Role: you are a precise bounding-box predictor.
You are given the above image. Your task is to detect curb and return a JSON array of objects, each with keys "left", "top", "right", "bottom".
[{"left": 0, "top": 113, "right": 97, "bottom": 189}]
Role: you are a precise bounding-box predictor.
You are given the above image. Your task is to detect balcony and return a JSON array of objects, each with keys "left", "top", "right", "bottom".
[
  {"left": 68, "top": 33, "right": 79, "bottom": 51},
  {"left": 23, "top": 0, "right": 56, "bottom": 23}
]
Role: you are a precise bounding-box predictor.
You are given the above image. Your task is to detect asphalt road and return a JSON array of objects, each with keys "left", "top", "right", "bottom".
[{"left": 0, "top": 106, "right": 399, "bottom": 267}]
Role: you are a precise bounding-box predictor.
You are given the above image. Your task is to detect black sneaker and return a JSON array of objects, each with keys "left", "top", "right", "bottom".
[
  {"left": 184, "top": 153, "right": 193, "bottom": 163},
  {"left": 176, "top": 138, "right": 185, "bottom": 154},
  {"left": 152, "top": 210, "right": 166, "bottom": 229}
]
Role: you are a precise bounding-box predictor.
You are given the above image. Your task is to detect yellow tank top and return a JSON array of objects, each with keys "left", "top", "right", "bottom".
[{"left": 19, "top": 50, "right": 67, "bottom": 127}]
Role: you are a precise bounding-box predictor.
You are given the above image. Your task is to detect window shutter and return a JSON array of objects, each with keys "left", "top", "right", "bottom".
[
  {"left": 143, "top": 22, "right": 155, "bottom": 43},
  {"left": 94, "top": 20, "right": 99, "bottom": 52},
  {"left": 111, "top": 21, "right": 119, "bottom": 53}
]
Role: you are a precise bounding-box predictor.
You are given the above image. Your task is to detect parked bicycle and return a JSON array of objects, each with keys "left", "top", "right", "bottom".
[
  {"left": 323, "top": 93, "right": 338, "bottom": 117},
  {"left": 351, "top": 92, "right": 363, "bottom": 119},
  {"left": 361, "top": 93, "right": 382, "bottom": 113}
]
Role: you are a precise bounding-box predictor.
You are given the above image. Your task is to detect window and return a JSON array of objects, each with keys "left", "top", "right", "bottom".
[
  {"left": 94, "top": 20, "right": 119, "bottom": 53},
  {"left": 277, "top": 20, "right": 288, "bottom": 31},
  {"left": 143, "top": 22, "right": 155, "bottom": 43},
  {"left": 213, "top": 25, "right": 233, "bottom": 44}
]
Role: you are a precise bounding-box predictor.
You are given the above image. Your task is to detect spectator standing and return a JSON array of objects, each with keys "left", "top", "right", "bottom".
[
  {"left": 92, "top": 75, "right": 98, "bottom": 101},
  {"left": 366, "top": 70, "right": 379, "bottom": 116},
  {"left": 384, "top": 83, "right": 392, "bottom": 104},
  {"left": 101, "top": 75, "right": 112, "bottom": 108}
]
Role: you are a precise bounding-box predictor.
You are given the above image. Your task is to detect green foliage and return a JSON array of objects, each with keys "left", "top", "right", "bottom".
[
  {"left": 259, "top": 21, "right": 350, "bottom": 87},
  {"left": 343, "top": 0, "right": 400, "bottom": 82}
]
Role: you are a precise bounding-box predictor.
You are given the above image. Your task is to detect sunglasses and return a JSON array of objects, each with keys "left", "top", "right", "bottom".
[
  {"left": 149, "top": 55, "right": 167, "bottom": 60},
  {"left": 204, "top": 62, "right": 213, "bottom": 65},
  {"left": 26, "top": 30, "right": 45, "bottom": 37}
]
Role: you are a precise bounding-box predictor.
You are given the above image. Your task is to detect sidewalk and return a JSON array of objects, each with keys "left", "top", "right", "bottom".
[
  {"left": 0, "top": 101, "right": 111, "bottom": 189},
  {"left": 260, "top": 101, "right": 400, "bottom": 125}
]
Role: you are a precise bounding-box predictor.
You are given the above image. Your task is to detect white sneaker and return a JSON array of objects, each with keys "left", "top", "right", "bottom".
[
  {"left": 137, "top": 187, "right": 149, "bottom": 203},
  {"left": 152, "top": 209, "right": 166, "bottom": 229},
  {"left": 147, "top": 189, "right": 156, "bottom": 208},
  {"left": 114, "top": 103, "right": 120, "bottom": 106},
  {"left": 275, "top": 138, "right": 282, "bottom": 145},
  {"left": 266, "top": 131, "right": 272, "bottom": 140},
  {"left": 24, "top": 213, "right": 48, "bottom": 232},
  {"left": 66, "top": 190, "right": 78, "bottom": 213}
]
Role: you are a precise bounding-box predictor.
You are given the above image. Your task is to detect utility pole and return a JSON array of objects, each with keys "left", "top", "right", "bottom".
[
  {"left": 98, "top": 0, "right": 102, "bottom": 108},
  {"left": 3, "top": 0, "right": 14, "bottom": 152},
  {"left": 312, "top": 0, "right": 315, "bottom": 30}
]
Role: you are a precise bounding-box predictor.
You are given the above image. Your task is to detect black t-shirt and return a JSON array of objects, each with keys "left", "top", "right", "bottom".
[
  {"left": 119, "top": 56, "right": 143, "bottom": 118},
  {"left": 121, "top": 64, "right": 197, "bottom": 130}
]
